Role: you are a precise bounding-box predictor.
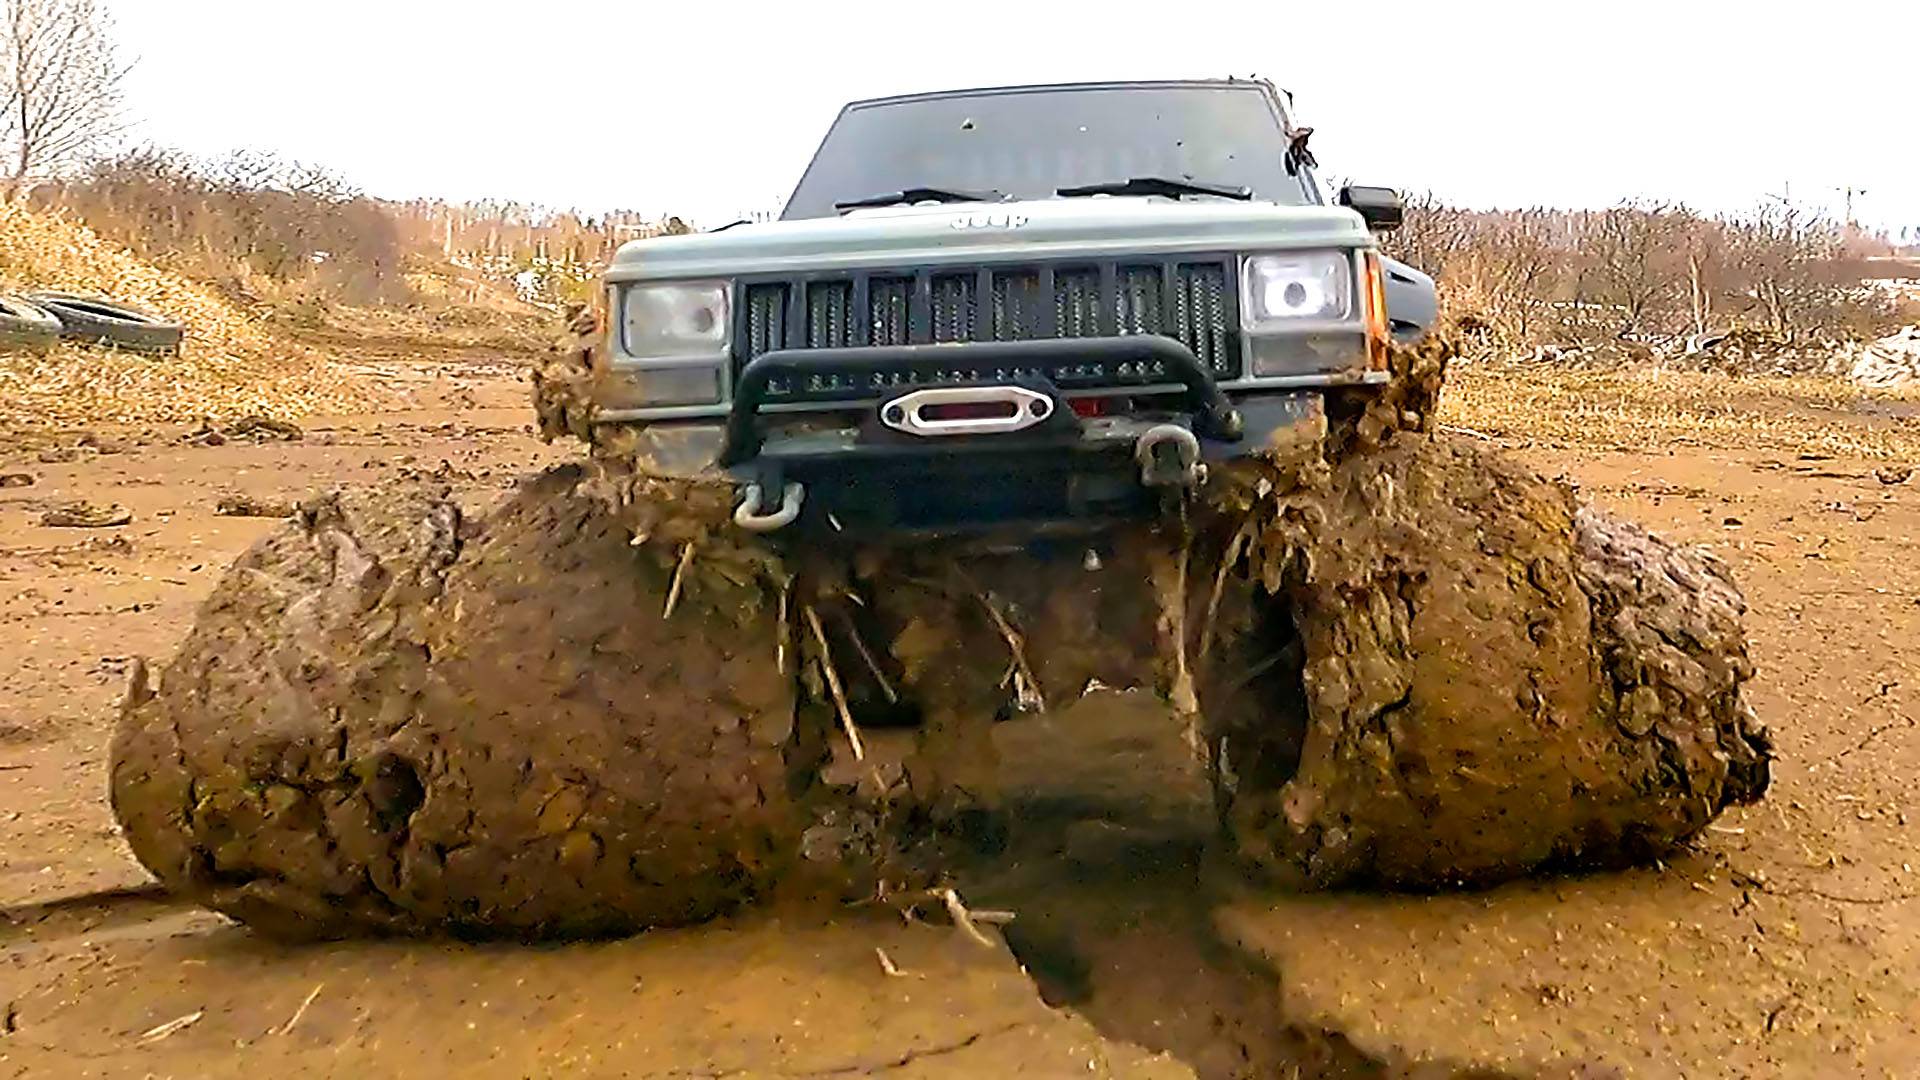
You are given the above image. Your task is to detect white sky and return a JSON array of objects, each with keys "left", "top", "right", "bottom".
[{"left": 105, "top": 0, "right": 1917, "bottom": 233}]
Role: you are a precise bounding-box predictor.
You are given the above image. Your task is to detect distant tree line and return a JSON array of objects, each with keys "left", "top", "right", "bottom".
[
  {"left": 28, "top": 147, "right": 690, "bottom": 309},
  {"left": 1381, "top": 197, "right": 1909, "bottom": 359}
]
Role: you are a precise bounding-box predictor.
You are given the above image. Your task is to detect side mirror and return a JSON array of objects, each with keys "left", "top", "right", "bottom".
[{"left": 1337, "top": 185, "right": 1404, "bottom": 232}]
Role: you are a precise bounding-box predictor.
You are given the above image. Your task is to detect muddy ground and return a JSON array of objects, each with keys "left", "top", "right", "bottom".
[{"left": 2, "top": 360, "right": 1917, "bottom": 1078}]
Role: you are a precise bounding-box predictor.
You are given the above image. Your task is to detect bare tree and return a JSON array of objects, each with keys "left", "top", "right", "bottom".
[
  {"left": 1369, "top": 197, "right": 1895, "bottom": 357},
  {"left": 1674, "top": 210, "right": 1726, "bottom": 339},
  {"left": 0, "top": 0, "right": 129, "bottom": 199},
  {"left": 1580, "top": 203, "right": 1682, "bottom": 339},
  {"left": 1724, "top": 203, "right": 1848, "bottom": 343},
  {"left": 1378, "top": 191, "right": 1474, "bottom": 273}
]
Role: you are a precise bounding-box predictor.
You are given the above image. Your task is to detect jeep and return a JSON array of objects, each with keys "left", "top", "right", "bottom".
[{"left": 594, "top": 79, "right": 1437, "bottom": 533}]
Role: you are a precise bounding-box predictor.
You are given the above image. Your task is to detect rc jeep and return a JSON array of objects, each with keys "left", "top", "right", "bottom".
[{"left": 594, "top": 79, "right": 1436, "bottom": 533}]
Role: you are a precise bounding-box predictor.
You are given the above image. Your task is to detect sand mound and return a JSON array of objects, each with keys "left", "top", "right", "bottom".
[{"left": 0, "top": 202, "right": 393, "bottom": 426}]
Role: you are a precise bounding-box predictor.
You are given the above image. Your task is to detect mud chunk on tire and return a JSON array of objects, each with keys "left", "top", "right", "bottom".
[
  {"left": 110, "top": 467, "right": 845, "bottom": 939},
  {"left": 1205, "top": 437, "right": 1771, "bottom": 890}
]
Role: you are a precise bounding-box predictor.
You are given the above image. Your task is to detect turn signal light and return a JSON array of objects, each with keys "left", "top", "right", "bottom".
[{"left": 1361, "top": 251, "right": 1390, "bottom": 371}]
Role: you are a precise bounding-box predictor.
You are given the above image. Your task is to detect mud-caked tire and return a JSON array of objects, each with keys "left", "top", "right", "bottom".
[
  {"left": 1203, "top": 437, "right": 1771, "bottom": 889},
  {"left": 109, "top": 466, "right": 852, "bottom": 940}
]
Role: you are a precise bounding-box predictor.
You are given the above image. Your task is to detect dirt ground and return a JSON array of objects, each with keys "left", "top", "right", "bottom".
[{"left": 2, "top": 359, "right": 1917, "bottom": 1078}]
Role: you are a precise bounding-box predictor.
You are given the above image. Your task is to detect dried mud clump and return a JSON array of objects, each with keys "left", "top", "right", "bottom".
[
  {"left": 531, "top": 305, "right": 600, "bottom": 445},
  {"left": 1329, "top": 320, "right": 1455, "bottom": 455},
  {"left": 110, "top": 467, "right": 878, "bottom": 940},
  {"left": 1200, "top": 437, "right": 1771, "bottom": 889}
]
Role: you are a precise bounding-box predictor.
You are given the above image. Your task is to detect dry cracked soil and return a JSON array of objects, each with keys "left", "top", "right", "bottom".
[{"left": 2, "top": 361, "right": 1918, "bottom": 1078}]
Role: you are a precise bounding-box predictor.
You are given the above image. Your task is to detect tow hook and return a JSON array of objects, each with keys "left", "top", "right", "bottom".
[
  {"left": 1136, "top": 425, "right": 1207, "bottom": 489},
  {"left": 733, "top": 481, "right": 806, "bottom": 532}
]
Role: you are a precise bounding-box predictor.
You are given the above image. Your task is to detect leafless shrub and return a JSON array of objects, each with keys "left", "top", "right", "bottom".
[
  {"left": 1578, "top": 203, "right": 1681, "bottom": 338},
  {"left": 40, "top": 147, "right": 407, "bottom": 304},
  {"left": 1384, "top": 197, "right": 1900, "bottom": 364},
  {"left": 1719, "top": 202, "right": 1854, "bottom": 342},
  {"left": 33, "top": 145, "right": 696, "bottom": 317}
]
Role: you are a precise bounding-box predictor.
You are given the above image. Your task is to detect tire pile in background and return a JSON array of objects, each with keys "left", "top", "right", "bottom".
[
  {"left": 0, "top": 291, "right": 185, "bottom": 355},
  {"left": 1, "top": 201, "right": 397, "bottom": 425}
]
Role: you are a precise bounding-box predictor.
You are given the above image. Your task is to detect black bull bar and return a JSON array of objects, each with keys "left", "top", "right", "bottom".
[{"left": 716, "top": 335, "right": 1246, "bottom": 466}]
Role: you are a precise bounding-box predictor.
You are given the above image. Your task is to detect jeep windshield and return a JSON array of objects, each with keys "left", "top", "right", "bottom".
[{"left": 782, "top": 82, "right": 1314, "bottom": 220}]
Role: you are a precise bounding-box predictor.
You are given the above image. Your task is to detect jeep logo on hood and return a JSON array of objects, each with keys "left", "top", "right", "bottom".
[{"left": 950, "top": 211, "right": 1029, "bottom": 231}]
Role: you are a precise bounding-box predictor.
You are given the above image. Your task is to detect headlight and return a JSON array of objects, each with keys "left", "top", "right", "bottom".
[
  {"left": 620, "top": 281, "right": 730, "bottom": 360},
  {"left": 1241, "top": 252, "right": 1353, "bottom": 328}
]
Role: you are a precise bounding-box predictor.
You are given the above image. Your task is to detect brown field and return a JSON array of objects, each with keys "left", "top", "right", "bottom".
[{"left": 1, "top": 357, "right": 1917, "bottom": 1078}]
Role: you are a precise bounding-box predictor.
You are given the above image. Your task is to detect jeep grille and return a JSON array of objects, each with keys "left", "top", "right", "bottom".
[{"left": 736, "top": 259, "right": 1238, "bottom": 404}]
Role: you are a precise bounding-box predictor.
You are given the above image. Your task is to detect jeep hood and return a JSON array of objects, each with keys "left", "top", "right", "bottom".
[{"left": 607, "top": 198, "right": 1373, "bottom": 281}]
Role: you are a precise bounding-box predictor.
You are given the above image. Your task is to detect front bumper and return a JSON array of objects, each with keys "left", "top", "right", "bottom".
[
  {"left": 614, "top": 336, "right": 1332, "bottom": 535},
  {"left": 744, "top": 395, "right": 1322, "bottom": 533}
]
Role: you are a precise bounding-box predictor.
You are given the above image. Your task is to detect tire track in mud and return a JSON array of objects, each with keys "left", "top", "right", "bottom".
[
  {"left": 0, "top": 884, "right": 206, "bottom": 1051},
  {"left": 960, "top": 697, "right": 1576, "bottom": 1080},
  {"left": 984, "top": 831, "right": 1389, "bottom": 1079},
  {"left": 0, "top": 883, "right": 183, "bottom": 943},
  {"left": 17, "top": 707, "right": 1568, "bottom": 1079}
]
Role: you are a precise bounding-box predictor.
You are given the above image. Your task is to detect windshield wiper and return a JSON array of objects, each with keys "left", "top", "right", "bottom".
[
  {"left": 1056, "top": 176, "right": 1252, "bottom": 201},
  {"left": 834, "top": 186, "right": 1004, "bottom": 210}
]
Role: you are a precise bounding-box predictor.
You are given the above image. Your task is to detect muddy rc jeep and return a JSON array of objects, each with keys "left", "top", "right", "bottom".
[{"left": 594, "top": 79, "right": 1436, "bottom": 533}]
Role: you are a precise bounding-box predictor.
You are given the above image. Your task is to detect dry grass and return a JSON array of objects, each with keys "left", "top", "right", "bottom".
[
  {"left": 1444, "top": 360, "right": 1920, "bottom": 461},
  {"left": 0, "top": 202, "right": 397, "bottom": 428}
]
